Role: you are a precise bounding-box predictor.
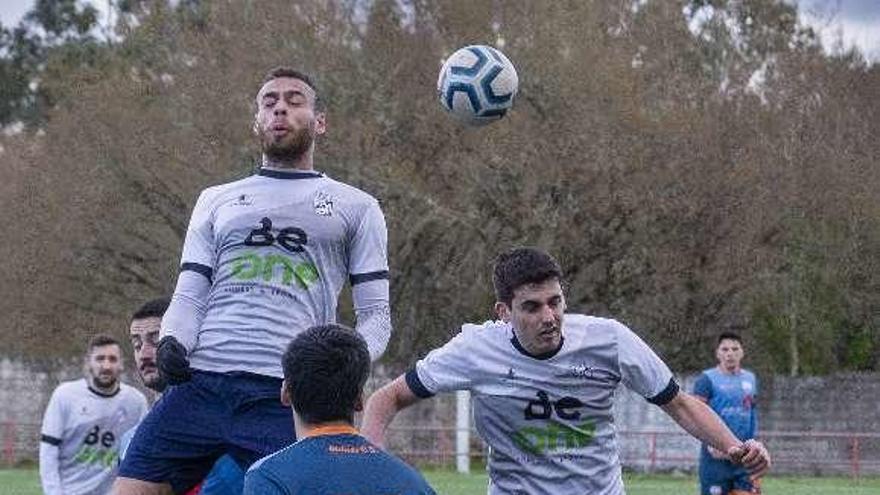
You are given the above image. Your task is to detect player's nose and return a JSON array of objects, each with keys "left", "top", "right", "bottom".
[
  {"left": 142, "top": 344, "right": 157, "bottom": 360},
  {"left": 540, "top": 305, "right": 556, "bottom": 323}
]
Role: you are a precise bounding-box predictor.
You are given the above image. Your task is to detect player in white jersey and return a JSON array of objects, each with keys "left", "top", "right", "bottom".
[
  {"left": 40, "top": 335, "right": 148, "bottom": 495},
  {"left": 362, "top": 247, "right": 770, "bottom": 495},
  {"left": 115, "top": 67, "right": 391, "bottom": 495}
]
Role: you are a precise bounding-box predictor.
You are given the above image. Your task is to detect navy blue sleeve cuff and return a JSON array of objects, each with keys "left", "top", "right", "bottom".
[
  {"left": 41, "top": 434, "right": 62, "bottom": 446},
  {"left": 647, "top": 377, "right": 680, "bottom": 406},
  {"left": 181, "top": 262, "right": 213, "bottom": 283},
  {"left": 405, "top": 368, "right": 435, "bottom": 399},
  {"left": 350, "top": 270, "right": 389, "bottom": 286}
]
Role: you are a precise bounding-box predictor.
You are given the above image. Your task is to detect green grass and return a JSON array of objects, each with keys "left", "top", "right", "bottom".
[
  {"left": 0, "top": 468, "right": 41, "bottom": 495},
  {"left": 3, "top": 468, "right": 879, "bottom": 494},
  {"left": 423, "top": 470, "right": 880, "bottom": 495}
]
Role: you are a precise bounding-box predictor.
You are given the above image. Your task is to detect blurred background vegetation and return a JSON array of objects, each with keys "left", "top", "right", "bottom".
[{"left": 0, "top": 0, "right": 877, "bottom": 376}]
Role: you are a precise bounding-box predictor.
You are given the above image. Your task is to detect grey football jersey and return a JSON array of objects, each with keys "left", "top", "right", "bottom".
[
  {"left": 175, "top": 169, "right": 388, "bottom": 377},
  {"left": 40, "top": 379, "right": 147, "bottom": 494},
  {"left": 409, "top": 315, "right": 677, "bottom": 495}
]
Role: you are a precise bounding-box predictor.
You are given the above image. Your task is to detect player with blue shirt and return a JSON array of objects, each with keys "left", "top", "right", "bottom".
[
  {"left": 363, "top": 247, "right": 771, "bottom": 495},
  {"left": 244, "top": 324, "right": 435, "bottom": 495},
  {"left": 694, "top": 332, "right": 760, "bottom": 495},
  {"left": 114, "top": 67, "right": 392, "bottom": 495}
]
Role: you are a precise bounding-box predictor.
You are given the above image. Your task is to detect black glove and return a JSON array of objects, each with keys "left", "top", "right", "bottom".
[{"left": 157, "top": 336, "right": 192, "bottom": 385}]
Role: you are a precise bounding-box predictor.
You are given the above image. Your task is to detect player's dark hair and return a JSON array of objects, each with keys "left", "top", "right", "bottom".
[
  {"left": 282, "top": 324, "right": 370, "bottom": 425},
  {"left": 261, "top": 66, "right": 324, "bottom": 111},
  {"left": 493, "top": 247, "right": 564, "bottom": 305},
  {"left": 717, "top": 332, "right": 743, "bottom": 346},
  {"left": 131, "top": 297, "right": 170, "bottom": 321},
  {"left": 87, "top": 334, "right": 120, "bottom": 354}
]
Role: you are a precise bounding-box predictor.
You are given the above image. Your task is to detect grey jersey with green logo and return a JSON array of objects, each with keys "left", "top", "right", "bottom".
[
  {"left": 408, "top": 315, "right": 677, "bottom": 495},
  {"left": 39, "top": 379, "right": 147, "bottom": 495},
  {"left": 174, "top": 169, "right": 388, "bottom": 378}
]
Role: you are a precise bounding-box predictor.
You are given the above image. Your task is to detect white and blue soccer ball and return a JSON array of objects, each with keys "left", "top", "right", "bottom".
[{"left": 437, "top": 45, "right": 518, "bottom": 126}]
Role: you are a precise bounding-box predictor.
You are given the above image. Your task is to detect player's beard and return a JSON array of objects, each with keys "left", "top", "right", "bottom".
[
  {"left": 140, "top": 362, "right": 167, "bottom": 393},
  {"left": 90, "top": 369, "right": 119, "bottom": 391},
  {"left": 261, "top": 120, "right": 316, "bottom": 162}
]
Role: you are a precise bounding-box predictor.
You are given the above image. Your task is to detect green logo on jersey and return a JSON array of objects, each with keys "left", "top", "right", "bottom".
[
  {"left": 231, "top": 251, "right": 320, "bottom": 288},
  {"left": 74, "top": 425, "right": 118, "bottom": 467},
  {"left": 74, "top": 445, "right": 118, "bottom": 468},
  {"left": 511, "top": 421, "right": 596, "bottom": 455}
]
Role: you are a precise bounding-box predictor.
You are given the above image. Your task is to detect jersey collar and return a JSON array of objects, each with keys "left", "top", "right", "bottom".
[
  {"left": 87, "top": 383, "right": 121, "bottom": 398},
  {"left": 257, "top": 167, "right": 324, "bottom": 180},
  {"left": 509, "top": 330, "right": 565, "bottom": 360},
  {"left": 302, "top": 424, "right": 359, "bottom": 439}
]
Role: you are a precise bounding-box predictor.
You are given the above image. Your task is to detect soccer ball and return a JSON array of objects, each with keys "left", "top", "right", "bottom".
[{"left": 437, "top": 45, "right": 518, "bottom": 126}]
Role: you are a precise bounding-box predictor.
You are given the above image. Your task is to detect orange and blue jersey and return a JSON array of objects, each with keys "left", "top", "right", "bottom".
[{"left": 243, "top": 425, "right": 435, "bottom": 495}]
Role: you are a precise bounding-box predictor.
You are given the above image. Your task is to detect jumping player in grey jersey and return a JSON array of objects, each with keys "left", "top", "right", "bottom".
[
  {"left": 115, "top": 67, "right": 392, "bottom": 495},
  {"left": 362, "top": 247, "right": 770, "bottom": 495}
]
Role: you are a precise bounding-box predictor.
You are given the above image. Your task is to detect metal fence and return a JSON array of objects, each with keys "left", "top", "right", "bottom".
[{"left": 5, "top": 420, "right": 879, "bottom": 478}]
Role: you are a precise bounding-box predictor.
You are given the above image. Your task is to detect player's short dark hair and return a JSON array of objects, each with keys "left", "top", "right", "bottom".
[
  {"left": 131, "top": 297, "right": 170, "bottom": 321},
  {"left": 493, "top": 247, "right": 564, "bottom": 305},
  {"left": 261, "top": 66, "right": 324, "bottom": 111},
  {"left": 86, "top": 334, "right": 120, "bottom": 355},
  {"left": 282, "top": 324, "right": 370, "bottom": 425},
  {"left": 717, "top": 332, "right": 743, "bottom": 346}
]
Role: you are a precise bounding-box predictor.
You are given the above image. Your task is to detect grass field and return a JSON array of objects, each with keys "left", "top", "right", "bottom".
[{"left": 3, "top": 468, "right": 879, "bottom": 494}]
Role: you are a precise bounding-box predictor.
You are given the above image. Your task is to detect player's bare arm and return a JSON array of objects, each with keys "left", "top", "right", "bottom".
[
  {"left": 660, "top": 391, "right": 771, "bottom": 479},
  {"left": 691, "top": 393, "right": 727, "bottom": 459},
  {"left": 361, "top": 375, "right": 424, "bottom": 448}
]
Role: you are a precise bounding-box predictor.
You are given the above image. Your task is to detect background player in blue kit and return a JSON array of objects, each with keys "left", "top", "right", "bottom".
[
  {"left": 114, "top": 67, "right": 392, "bottom": 495},
  {"left": 694, "top": 333, "right": 760, "bottom": 495},
  {"left": 244, "top": 324, "right": 435, "bottom": 495}
]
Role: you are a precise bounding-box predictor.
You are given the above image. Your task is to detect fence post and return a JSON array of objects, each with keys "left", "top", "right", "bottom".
[
  {"left": 2, "top": 421, "right": 13, "bottom": 467},
  {"left": 455, "top": 390, "right": 471, "bottom": 474},
  {"left": 851, "top": 436, "right": 860, "bottom": 479}
]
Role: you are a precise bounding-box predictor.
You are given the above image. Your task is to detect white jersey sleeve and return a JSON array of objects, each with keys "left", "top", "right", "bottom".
[
  {"left": 348, "top": 198, "right": 389, "bottom": 279},
  {"left": 180, "top": 189, "right": 217, "bottom": 272},
  {"left": 353, "top": 280, "right": 391, "bottom": 361},
  {"left": 39, "top": 388, "right": 65, "bottom": 495},
  {"left": 616, "top": 322, "right": 678, "bottom": 405},
  {"left": 348, "top": 197, "right": 391, "bottom": 361},
  {"left": 161, "top": 189, "right": 216, "bottom": 351},
  {"left": 408, "top": 324, "right": 482, "bottom": 397}
]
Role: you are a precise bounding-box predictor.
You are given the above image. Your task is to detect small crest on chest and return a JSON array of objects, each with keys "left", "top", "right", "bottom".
[{"left": 314, "top": 192, "right": 334, "bottom": 216}]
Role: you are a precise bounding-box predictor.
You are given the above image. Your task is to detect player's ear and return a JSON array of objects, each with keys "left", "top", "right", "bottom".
[
  {"left": 280, "top": 380, "right": 292, "bottom": 407},
  {"left": 314, "top": 111, "right": 326, "bottom": 136},
  {"left": 353, "top": 391, "right": 364, "bottom": 413},
  {"left": 495, "top": 302, "right": 511, "bottom": 322}
]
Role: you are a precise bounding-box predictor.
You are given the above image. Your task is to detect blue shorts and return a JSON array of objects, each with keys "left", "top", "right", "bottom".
[
  {"left": 118, "top": 370, "right": 295, "bottom": 494},
  {"left": 699, "top": 454, "right": 758, "bottom": 495}
]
